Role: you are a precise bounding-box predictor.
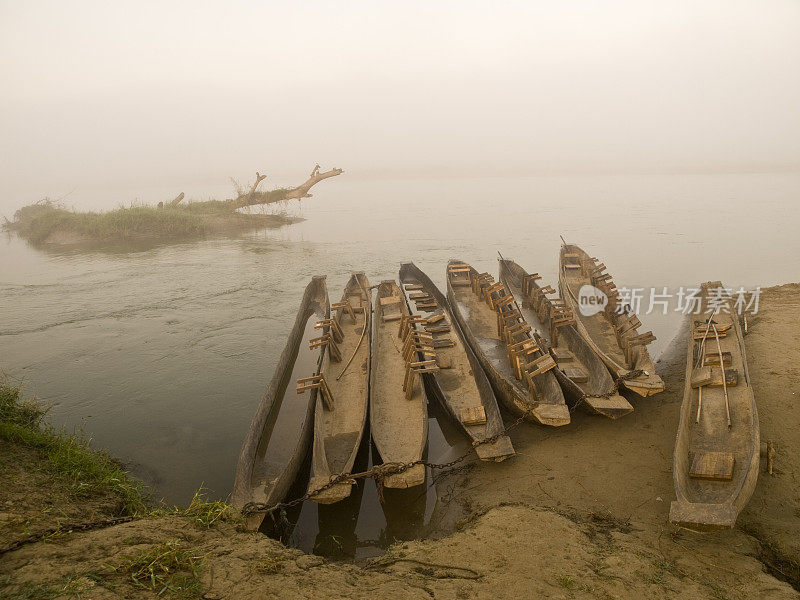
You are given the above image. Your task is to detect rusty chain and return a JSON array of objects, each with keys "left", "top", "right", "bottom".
[{"left": 0, "top": 515, "right": 135, "bottom": 556}]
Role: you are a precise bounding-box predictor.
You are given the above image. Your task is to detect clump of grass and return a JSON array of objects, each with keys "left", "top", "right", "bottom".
[
  {"left": 557, "top": 573, "right": 575, "bottom": 589},
  {"left": 253, "top": 555, "right": 286, "bottom": 575},
  {"left": 0, "top": 573, "right": 101, "bottom": 600},
  {"left": 183, "top": 488, "right": 239, "bottom": 528},
  {"left": 124, "top": 539, "right": 204, "bottom": 596},
  {"left": 0, "top": 381, "right": 44, "bottom": 428},
  {"left": 0, "top": 380, "right": 146, "bottom": 514}
]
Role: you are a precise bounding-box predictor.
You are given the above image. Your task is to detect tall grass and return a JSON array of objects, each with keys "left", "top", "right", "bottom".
[
  {"left": 0, "top": 381, "right": 147, "bottom": 515},
  {"left": 6, "top": 200, "right": 208, "bottom": 244}
]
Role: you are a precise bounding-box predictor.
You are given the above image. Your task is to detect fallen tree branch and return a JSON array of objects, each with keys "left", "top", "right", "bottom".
[{"left": 236, "top": 166, "right": 343, "bottom": 207}]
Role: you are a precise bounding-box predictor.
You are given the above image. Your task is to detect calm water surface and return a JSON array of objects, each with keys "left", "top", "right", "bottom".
[{"left": 1, "top": 173, "right": 798, "bottom": 557}]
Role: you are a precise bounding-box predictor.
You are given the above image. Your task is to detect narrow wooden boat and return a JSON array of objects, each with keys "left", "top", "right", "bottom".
[
  {"left": 499, "top": 258, "right": 633, "bottom": 419},
  {"left": 670, "top": 281, "right": 760, "bottom": 530},
  {"left": 446, "top": 260, "right": 570, "bottom": 427},
  {"left": 370, "top": 279, "right": 429, "bottom": 488},
  {"left": 306, "top": 272, "right": 371, "bottom": 503},
  {"left": 399, "top": 262, "right": 515, "bottom": 460},
  {"left": 558, "top": 242, "right": 664, "bottom": 397},
  {"left": 232, "top": 276, "right": 328, "bottom": 531}
]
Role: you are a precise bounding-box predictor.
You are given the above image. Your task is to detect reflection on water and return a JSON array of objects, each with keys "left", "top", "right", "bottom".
[
  {"left": 283, "top": 401, "right": 463, "bottom": 560},
  {"left": 1, "top": 173, "right": 799, "bottom": 552}
]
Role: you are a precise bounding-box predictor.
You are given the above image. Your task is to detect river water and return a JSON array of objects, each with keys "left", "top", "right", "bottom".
[{"left": 1, "top": 173, "right": 798, "bottom": 557}]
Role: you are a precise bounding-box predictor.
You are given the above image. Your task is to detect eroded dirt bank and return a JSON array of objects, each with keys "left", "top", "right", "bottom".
[{"left": 2, "top": 284, "right": 798, "bottom": 599}]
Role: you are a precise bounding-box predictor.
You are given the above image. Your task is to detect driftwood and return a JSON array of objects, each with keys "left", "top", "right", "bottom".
[
  {"left": 247, "top": 172, "right": 267, "bottom": 200},
  {"left": 236, "top": 166, "right": 344, "bottom": 208}
]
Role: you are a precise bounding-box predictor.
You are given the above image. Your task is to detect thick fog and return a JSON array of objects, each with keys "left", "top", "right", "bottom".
[{"left": 1, "top": 0, "right": 799, "bottom": 214}]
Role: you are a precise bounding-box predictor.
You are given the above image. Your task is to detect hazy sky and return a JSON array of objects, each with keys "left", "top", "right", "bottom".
[{"left": 1, "top": 1, "right": 799, "bottom": 212}]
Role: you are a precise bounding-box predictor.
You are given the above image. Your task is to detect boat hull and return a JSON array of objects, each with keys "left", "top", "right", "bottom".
[
  {"left": 670, "top": 282, "right": 760, "bottom": 531},
  {"left": 400, "top": 262, "right": 514, "bottom": 461},
  {"left": 232, "top": 276, "right": 328, "bottom": 531}
]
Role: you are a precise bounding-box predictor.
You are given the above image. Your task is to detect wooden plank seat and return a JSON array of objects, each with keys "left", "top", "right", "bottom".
[
  {"left": 415, "top": 301, "right": 439, "bottom": 311},
  {"left": 432, "top": 338, "right": 455, "bottom": 349},
  {"left": 549, "top": 313, "right": 575, "bottom": 345},
  {"left": 426, "top": 313, "right": 445, "bottom": 325},
  {"left": 484, "top": 282, "right": 505, "bottom": 306},
  {"left": 493, "top": 293, "right": 516, "bottom": 312},
  {"left": 403, "top": 284, "right": 425, "bottom": 290},
  {"left": 551, "top": 347, "right": 574, "bottom": 362},
  {"left": 398, "top": 314, "right": 426, "bottom": 339},
  {"left": 309, "top": 333, "right": 342, "bottom": 362},
  {"left": 703, "top": 352, "right": 732, "bottom": 367},
  {"left": 331, "top": 300, "right": 356, "bottom": 323},
  {"left": 693, "top": 330, "right": 727, "bottom": 341},
  {"left": 508, "top": 338, "right": 540, "bottom": 379},
  {"left": 522, "top": 354, "right": 557, "bottom": 386},
  {"left": 705, "top": 368, "right": 739, "bottom": 387},
  {"left": 502, "top": 321, "right": 532, "bottom": 344},
  {"left": 562, "top": 366, "right": 588, "bottom": 383},
  {"left": 624, "top": 331, "right": 656, "bottom": 364},
  {"left": 379, "top": 294, "right": 404, "bottom": 322},
  {"left": 403, "top": 360, "right": 439, "bottom": 399},
  {"left": 521, "top": 273, "right": 542, "bottom": 295},
  {"left": 315, "top": 318, "right": 343, "bottom": 343},
  {"left": 471, "top": 273, "right": 493, "bottom": 294},
  {"left": 461, "top": 405, "right": 487, "bottom": 425},
  {"left": 689, "top": 451, "right": 735, "bottom": 481},
  {"left": 425, "top": 324, "right": 451, "bottom": 334},
  {"left": 297, "top": 374, "right": 334, "bottom": 410},
  {"left": 694, "top": 321, "right": 732, "bottom": 333}
]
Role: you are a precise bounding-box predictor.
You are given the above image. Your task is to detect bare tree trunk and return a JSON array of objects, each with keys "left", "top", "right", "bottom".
[
  {"left": 171, "top": 192, "right": 185, "bottom": 206},
  {"left": 282, "top": 167, "right": 343, "bottom": 201},
  {"left": 236, "top": 166, "right": 343, "bottom": 208},
  {"left": 247, "top": 172, "right": 267, "bottom": 200}
]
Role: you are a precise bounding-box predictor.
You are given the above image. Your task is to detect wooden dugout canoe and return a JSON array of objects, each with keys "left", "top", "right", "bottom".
[
  {"left": 399, "top": 262, "right": 515, "bottom": 460},
  {"left": 232, "top": 276, "right": 328, "bottom": 531},
  {"left": 499, "top": 258, "right": 633, "bottom": 419},
  {"left": 558, "top": 243, "right": 664, "bottom": 397},
  {"left": 670, "top": 282, "right": 760, "bottom": 530},
  {"left": 446, "top": 260, "right": 570, "bottom": 427},
  {"left": 306, "top": 272, "right": 371, "bottom": 503},
  {"left": 369, "top": 280, "right": 428, "bottom": 489}
]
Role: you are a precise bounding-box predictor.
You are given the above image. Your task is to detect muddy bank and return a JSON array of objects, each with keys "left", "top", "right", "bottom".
[{"left": 1, "top": 283, "right": 799, "bottom": 599}]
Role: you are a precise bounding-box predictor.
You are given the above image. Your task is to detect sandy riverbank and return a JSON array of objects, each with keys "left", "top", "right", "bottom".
[{"left": 1, "top": 284, "right": 798, "bottom": 599}]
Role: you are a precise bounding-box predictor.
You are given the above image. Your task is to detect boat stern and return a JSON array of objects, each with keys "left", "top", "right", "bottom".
[
  {"left": 383, "top": 463, "right": 426, "bottom": 489},
  {"left": 584, "top": 394, "right": 634, "bottom": 420},
  {"left": 307, "top": 477, "right": 353, "bottom": 504},
  {"left": 474, "top": 434, "right": 516, "bottom": 462},
  {"left": 244, "top": 512, "right": 266, "bottom": 532},
  {"left": 669, "top": 500, "right": 738, "bottom": 531},
  {"left": 622, "top": 373, "right": 665, "bottom": 397},
  {"left": 532, "top": 403, "right": 571, "bottom": 427}
]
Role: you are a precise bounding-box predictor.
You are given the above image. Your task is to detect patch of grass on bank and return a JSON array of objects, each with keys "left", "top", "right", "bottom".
[
  {"left": 0, "top": 381, "right": 146, "bottom": 515},
  {"left": 5, "top": 200, "right": 208, "bottom": 244},
  {"left": 124, "top": 539, "right": 205, "bottom": 597},
  {"left": 4, "top": 191, "right": 295, "bottom": 245},
  {"left": 183, "top": 488, "right": 239, "bottom": 528}
]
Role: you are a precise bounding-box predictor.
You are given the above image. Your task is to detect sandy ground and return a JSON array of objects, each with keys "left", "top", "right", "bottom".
[{"left": 1, "top": 284, "right": 798, "bottom": 599}]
